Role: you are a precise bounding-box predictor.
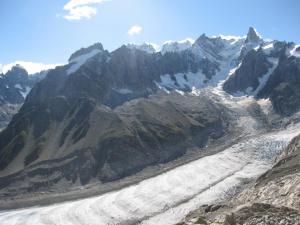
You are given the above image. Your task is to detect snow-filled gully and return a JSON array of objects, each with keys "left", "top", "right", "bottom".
[{"left": 0, "top": 123, "right": 299, "bottom": 225}]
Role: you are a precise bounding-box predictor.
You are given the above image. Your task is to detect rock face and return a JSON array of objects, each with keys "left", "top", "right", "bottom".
[
  {"left": 0, "top": 65, "right": 46, "bottom": 129},
  {"left": 223, "top": 39, "right": 300, "bottom": 115},
  {"left": 257, "top": 53, "right": 300, "bottom": 115},
  {"left": 245, "top": 27, "right": 261, "bottom": 44},
  {"left": 223, "top": 49, "right": 272, "bottom": 94}
]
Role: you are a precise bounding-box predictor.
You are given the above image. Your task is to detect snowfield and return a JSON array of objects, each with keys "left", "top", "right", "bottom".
[{"left": 0, "top": 123, "right": 299, "bottom": 225}]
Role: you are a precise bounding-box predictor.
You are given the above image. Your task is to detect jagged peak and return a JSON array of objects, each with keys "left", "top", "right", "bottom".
[
  {"left": 69, "top": 42, "right": 104, "bottom": 62},
  {"left": 245, "top": 27, "right": 262, "bottom": 43},
  {"left": 6, "top": 64, "right": 28, "bottom": 76},
  {"left": 163, "top": 38, "right": 195, "bottom": 45},
  {"left": 161, "top": 38, "right": 194, "bottom": 54},
  {"left": 195, "top": 33, "right": 210, "bottom": 44},
  {"left": 126, "top": 42, "right": 159, "bottom": 54}
]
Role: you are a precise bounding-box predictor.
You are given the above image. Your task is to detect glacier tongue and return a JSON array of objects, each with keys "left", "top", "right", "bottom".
[{"left": 0, "top": 122, "right": 299, "bottom": 225}]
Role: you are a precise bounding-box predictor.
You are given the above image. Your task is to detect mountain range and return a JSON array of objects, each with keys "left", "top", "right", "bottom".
[{"left": 0, "top": 27, "right": 299, "bottom": 224}]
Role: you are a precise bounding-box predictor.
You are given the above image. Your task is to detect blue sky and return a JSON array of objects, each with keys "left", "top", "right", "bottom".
[{"left": 1, "top": 0, "right": 300, "bottom": 69}]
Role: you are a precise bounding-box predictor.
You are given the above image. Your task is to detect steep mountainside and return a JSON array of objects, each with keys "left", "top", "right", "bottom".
[{"left": 223, "top": 38, "right": 300, "bottom": 115}]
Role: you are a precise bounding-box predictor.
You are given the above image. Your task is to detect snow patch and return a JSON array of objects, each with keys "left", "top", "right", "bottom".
[
  {"left": 156, "top": 71, "right": 207, "bottom": 91},
  {"left": 20, "top": 86, "right": 31, "bottom": 98},
  {"left": 113, "top": 88, "right": 133, "bottom": 95},
  {"left": 289, "top": 44, "right": 300, "bottom": 58},
  {"left": 253, "top": 57, "right": 279, "bottom": 95},
  {"left": 232, "top": 57, "right": 279, "bottom": 97},
  {"left": 67, "top": 49, "right": 101, "bottom": 75},
  {"left": 262, "top": 42, "right": 274, "bottom": 55}
]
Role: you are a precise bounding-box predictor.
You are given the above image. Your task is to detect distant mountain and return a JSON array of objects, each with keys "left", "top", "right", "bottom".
[
  {"left": 0, "top": 27, "right": 299, "bottom": 203},
  {"left": 223, "top": 27, "right": 300, "bottom": 115},
  {"left": 0, "top": 65, "right": 47, "bottom": 129}
]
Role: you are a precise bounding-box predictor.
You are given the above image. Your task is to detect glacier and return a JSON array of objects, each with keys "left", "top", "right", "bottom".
[{"left": 0, "top": 122, "right": 299, "bottom": 225}]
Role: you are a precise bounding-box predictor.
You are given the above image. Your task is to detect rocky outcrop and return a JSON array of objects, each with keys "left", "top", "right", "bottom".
[{"left": 176, "top": 203, "right": 300, "bottom": 225}]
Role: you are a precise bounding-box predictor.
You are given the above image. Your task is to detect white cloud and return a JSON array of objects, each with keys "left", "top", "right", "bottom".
[
  {"left": 63, "top": 0, "right": 107, "bottom": 21},
  {"left": 1, "top": 61, "right": 61, "bottom": 75},
  {"left": 128, "top": 25, "right": 143, "bottom": 36}
]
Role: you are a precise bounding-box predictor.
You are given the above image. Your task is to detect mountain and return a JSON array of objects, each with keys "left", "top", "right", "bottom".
[
  {"left": 223, "top": 29, "right": 300, "bottom": 115},
  {"left": 0, "top": 65, "right": 47, "bottom": 129},
  {"left": 0, "top": 27, "right": 299, "bottom": 211}
]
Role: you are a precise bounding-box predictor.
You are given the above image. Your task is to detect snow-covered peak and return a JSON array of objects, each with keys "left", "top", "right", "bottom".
[
  {"left": 126, "top": 42, "right": 159, "bottom": 54},
  {"left": 68, "top": 43, "right": 104, "bottom": 62},
  {"left": 161, "top": 38, "right": 194, "bottom": 54},
  {"left": 214, "top": 35, "right": 245, "bottom": 45},
  {"left": 4, "top": 64, "right": 28, "bottom": 78},
  {"left": 245, "top": 27, "right": 262, "bottom": 44}
]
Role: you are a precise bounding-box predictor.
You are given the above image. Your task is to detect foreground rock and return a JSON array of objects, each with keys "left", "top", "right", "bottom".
[{"left": 177, "top": 203, "right": 300, "bottom": 225}]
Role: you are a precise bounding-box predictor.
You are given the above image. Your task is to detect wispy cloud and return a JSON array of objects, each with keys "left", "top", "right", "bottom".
[
  {"left": 128, "top": 25, "right": 143, "bottom": 36},
  {"left": 1, "top": 61, "right": 61, "bottom": 75},
  {"left": 63, "top": 0, "right": 108, "bottom": 21}
]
